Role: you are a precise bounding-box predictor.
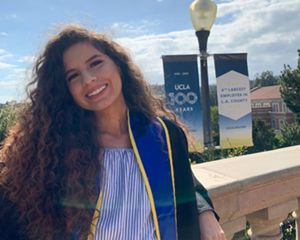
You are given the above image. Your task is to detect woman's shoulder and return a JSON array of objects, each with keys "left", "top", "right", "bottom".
[
  {"left": 158, "top": 116, "right": 188, "bottom": 154},
  {"left": 158, "top": 116, "right": 185, "bottom": 137}
]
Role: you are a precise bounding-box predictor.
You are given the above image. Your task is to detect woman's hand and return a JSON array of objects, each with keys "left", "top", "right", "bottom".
[{"left": 198, "top": 210, "right": 227, "bottom": 240}]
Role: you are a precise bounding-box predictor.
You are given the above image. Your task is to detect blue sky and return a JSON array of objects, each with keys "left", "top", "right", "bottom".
[{"left": 1, "top": 0, "right": 300, "bottom": 103}]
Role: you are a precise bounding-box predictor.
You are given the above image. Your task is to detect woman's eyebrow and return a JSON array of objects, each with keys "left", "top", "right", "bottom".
[
  {"left": 85, "top": 54, "right": 102, "bottom": 63},
  {"left": 65, "top": 68, "right": 75, "bottom": 76},
  {"left": 65, "top": 54, "right": 103, "bottom": 76}
]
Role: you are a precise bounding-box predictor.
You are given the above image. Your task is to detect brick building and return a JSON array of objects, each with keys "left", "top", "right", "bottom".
[{"left": 250, "top": 85, "right": 295, "bottom": 134}]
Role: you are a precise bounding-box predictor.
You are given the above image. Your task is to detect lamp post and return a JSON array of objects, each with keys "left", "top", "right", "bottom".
[{"left": 190, "top": 0, "right": 217, "bottom": 149}]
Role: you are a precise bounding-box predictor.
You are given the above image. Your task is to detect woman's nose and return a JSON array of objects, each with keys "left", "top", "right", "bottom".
[{"left": 82, "top": 70, "right": 96, "bottom": 86}]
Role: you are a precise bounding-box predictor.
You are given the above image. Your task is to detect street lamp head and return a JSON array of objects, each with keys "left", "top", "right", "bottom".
[{"left": 190, "top": 0, "right": 217, "bottom": 31}]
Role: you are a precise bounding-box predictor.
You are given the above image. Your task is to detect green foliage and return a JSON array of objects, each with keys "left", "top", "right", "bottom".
[
  {"left": 281, "top": 122, "right": 300, "bottom": 147},
  {"left": 273, "top": 134, "right": 286, "bottom": 149},
  {"left": 253, "top": 70, "right": 279, "bottom": 88},
  {"left": 210, "top": 106, "right": 220, "bottom": 146},
  {"left": 189, "top": 158, "right": 196, "bottom": 165},
  {"left": 150, "top": 84, "right": 165, "bottom": 98},
  {"left": 232, "top": 221, "right": 251, "bottom": 240},
  {"left": 189, "top": 150, "right": 216, "bottom": 163},
  {"left": 220, "top": 147, "right": 247, "bottom": 159},
  {"left": 0, "top": 102, "right": 17, "bottom": 143},
  {"left": 247, "top": 118, "right": 277, "bottom": 154},
  {"left": 233, "top": 217, "right": 296, "bottom": 240},
  {"left": 249, "top": 80, "right": 256, "bottom": 89},
  {"left": 280, "top": 49, "right": 300, "bottom": 124},
  {"left": 209, "top": 85, "right": 218, "bottom": 107},
  {"left": 281, "top": 213, "right": 296, "bottom": 240},
  {"left": 189, "top": 146, "right": 247, "bottom": 163}
]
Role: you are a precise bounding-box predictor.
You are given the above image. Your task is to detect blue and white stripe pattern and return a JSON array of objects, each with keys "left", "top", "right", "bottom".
[{"left": 94, "top": 148, "right": 157, "bottom": 240}]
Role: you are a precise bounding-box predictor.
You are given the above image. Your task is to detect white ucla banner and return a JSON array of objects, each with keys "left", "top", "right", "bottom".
[{"left": 214, "top": 54, "right": 253, "bottom": 149}]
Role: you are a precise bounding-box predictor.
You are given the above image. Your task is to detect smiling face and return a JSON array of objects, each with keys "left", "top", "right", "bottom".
[{"left": 63, "top": 42, "right": 126, "bottom": 113}]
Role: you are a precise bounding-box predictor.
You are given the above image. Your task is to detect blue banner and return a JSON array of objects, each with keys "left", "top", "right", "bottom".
[
  {"left": 214, "top": 54, "right": 253, "bottom": 149},
  {"left": 162, "top": 55, "right": 204, "bottom": 151}
]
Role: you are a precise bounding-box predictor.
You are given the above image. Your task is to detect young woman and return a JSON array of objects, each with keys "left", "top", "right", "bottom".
[{"left": 0, "top": 25, "right": 225, "bottom": 240}]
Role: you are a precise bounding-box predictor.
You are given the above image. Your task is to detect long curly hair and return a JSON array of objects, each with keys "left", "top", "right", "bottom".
[{"left": 0, "top": 25, "right": 184, "bottom": 240}]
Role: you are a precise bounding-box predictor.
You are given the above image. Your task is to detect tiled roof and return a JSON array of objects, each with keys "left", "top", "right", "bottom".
[{"left": 250, "top": 85, "right": 281, "bottom": 100}]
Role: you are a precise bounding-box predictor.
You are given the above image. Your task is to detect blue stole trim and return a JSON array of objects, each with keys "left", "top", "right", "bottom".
[{"left": 128, "top": 112, "right": 177, "bottom": 240}]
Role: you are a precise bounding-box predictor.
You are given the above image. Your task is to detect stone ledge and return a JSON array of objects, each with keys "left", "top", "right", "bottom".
[{"left": 192, "top": 145, "right": 300, "bottom": 224}]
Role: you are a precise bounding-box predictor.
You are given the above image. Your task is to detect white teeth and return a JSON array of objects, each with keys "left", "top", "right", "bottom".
[{"left": 87, "top": 85, "right": 107, "bottom": 97}]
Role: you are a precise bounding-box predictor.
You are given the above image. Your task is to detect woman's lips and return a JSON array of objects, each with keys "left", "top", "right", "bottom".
[{"left": 86, "top": 84, "right": 108, "bottom": 99}]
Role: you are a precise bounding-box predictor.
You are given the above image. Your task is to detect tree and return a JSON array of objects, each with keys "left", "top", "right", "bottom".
[
  {"left": 280, "top": 49, "right": 300, "bottom": 124},
  {"left": 281, "top": 122, "right": 300, "bottom": 147},
  {"left": 150, "top": 84, "right": 165, "bottom": 97},
  {"left": 210, "top": 106, "right": 219, "bottom": 146},
  {"left": 248, "top": 118, "right": 277, "bottom": 154},
  {"left": 209, "top": 85, "right": 218, "bottom": 107},
  {"left": 0, "top": 103, "right": 17, "bottom": 143},
  {"left": 253, "top": 70, "right": 278, "bottom": 88},
  {"left": 249, "top": 80, "right": 256, "bottom": 89}
]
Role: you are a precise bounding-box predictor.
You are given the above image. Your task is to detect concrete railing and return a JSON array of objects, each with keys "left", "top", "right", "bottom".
[{"left": 192, "top": 145, "right": 300, "bottom": 240}]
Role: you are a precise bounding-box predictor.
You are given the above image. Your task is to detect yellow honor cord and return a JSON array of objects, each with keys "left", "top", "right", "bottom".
[
  {"left": 88, "top": 180, "right": 103, "bottom": 240},
  {"left": 156, "top": 117, "right": 178, "bottom": 240}
]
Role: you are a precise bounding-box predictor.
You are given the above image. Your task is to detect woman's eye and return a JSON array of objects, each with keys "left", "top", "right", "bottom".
[
  {"left": 67, "top": 73, "right": 79, "bottom": 82},
  {"left": 90, "top": 60, "right": 102, "bottom": 68}
]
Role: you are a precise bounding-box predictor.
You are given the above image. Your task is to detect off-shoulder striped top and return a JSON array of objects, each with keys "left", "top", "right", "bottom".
[{"left": 94, "top": 148, "right": 157, "bottom": 240}]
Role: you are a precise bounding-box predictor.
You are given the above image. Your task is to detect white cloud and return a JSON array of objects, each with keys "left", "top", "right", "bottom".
[
  {"left": 0, "top": 62, "right": 16, "bottom": 69},
  {"left": 0, "top": 80, "right": 23, "bottom": 87},
  {"left": 113, "top": 0, "right": 300, "bottom": 84},
  {"left": 14, "top": 68, "right": 26, "bottom": 74},
  {"left": 0, "top": 49, "right": 13, "bottom": 61},
  {"left": 17, "top": 56, "right": 35, "bottom": 64},
  {"left": 0, "top": 78, "right": 26, "bottom": 103},
  {"left": 0, "top": 54, "right": 13, "bottom": 60},
  {"left": 209, "top": 0, "right": 300, "bottom": 77},
  {"left": 107, "top": 20, "right": 160, "bottom": 38},
  {"left": 0, "top": 96, "right": 16, "bottom": 103},
  {"left": 2, "top": 69, "right": 27, "bottom": 83},
  {"left": 0, "top": 49, "right": 11, "bottom": 55},
  {"left": 0, "top": 49, "right": 15, "bottom": 68},
  {"left": 0, "top": 32, "right": 8, "bottom": 36}
]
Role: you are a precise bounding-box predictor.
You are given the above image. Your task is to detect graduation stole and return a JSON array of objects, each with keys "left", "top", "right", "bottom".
[{"left": 88, "top": 112, "right": 178, "bottom": 240}]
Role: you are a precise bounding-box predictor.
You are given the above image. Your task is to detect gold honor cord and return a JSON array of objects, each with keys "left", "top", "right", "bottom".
[
  {"left": 88, "top": 190, "right": 103, "bottom": 240},
  {"left": 156, "top": 117, "right": 178, "bottom": 240}
]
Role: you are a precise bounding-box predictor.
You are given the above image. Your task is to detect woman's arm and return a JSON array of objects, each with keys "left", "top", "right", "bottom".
[
  {"left": 199, "top": 210, "right": 226, "bottom": 240},
  {"left": 193, "top": 173, "right": 226, "bottom": 240},
  {"left": 161, "top": 117, "right": 225, "bottom": 240}
]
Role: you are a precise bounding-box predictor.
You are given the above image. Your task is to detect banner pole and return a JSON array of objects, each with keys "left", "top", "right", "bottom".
[{"left": 196, "top": 30, "right": 214, "bottom": 149}]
